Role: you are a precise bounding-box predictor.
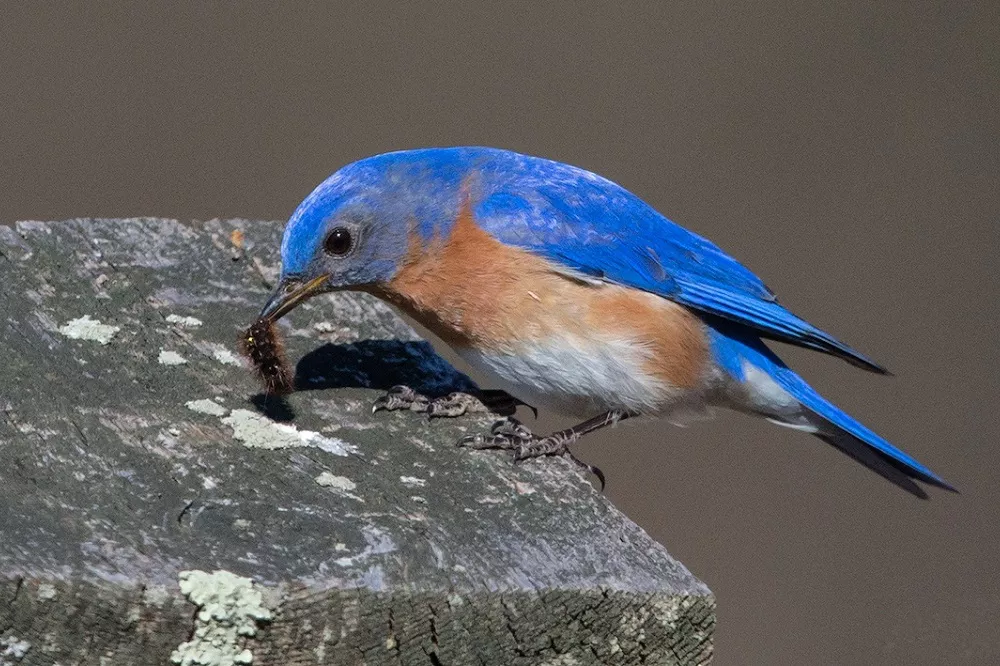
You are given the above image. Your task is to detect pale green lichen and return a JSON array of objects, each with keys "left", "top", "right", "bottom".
[
  {"left": 315, "top": 472, "right": 356, "bottom": 491},
  {"left": 166, "top": 314, "right": 203, "bottom": 328},
  {"left": 399, "top": 475, "right": 427, "bottom": 488},
  {"left": 314, "top": 472, "right": 363, "bottom": 501},
  {"left": 57, "top": 315, "right": 120, "bottom": 344},
  {"left": 186, "top": 399, "right": 228, "bottom": 417},
  {"left": 0, "top": 635, "right": 31, "bottom": 661},
  {"left": 210, "top": 346, "right": 243, "bottom": 367},
  {"left": 221, "top": 409, "right": 356, "bottom": 456},
  {"left": 159, "top": 349, "right": 189, "bottom": 365},
  {"left": 170, "top": 570, "right": 272, "bottom": 666}
]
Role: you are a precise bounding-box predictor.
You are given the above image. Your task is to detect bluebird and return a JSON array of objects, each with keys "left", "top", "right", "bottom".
[{"left": 259, "top": 146, "right": 954, "bottom": 497}]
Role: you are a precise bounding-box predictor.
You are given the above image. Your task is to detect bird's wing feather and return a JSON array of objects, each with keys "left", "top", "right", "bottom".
[{"left": 474, "top": 166, "right": 886, "bottom": 373}]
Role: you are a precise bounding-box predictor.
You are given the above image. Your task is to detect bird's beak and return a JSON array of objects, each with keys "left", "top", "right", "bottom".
[{"left": 258, "top": 275, "right": 329, "bottom": 322}]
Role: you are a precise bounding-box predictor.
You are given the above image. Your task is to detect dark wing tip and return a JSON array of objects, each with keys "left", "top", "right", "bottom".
[
  {"left": 924, "top": 475, "right": 960, "bottom": 494},
  {"left": 810, "top": 330, "right": 892, "bottom": 375},
  {"left": 817, "top": 432, "right": 956, "bottom": 499},
  {"left": 841, "top": 351, "right": 892, "bottom": 376}
]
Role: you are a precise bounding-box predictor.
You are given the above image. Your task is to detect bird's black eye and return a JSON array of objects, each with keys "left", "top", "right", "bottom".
[{"left": 324, "top": 227, "right": 353, "bottom": 256}]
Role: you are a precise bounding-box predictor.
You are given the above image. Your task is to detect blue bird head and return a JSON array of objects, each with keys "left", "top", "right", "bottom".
[{"left": 258, "top": 149, "right": 468, "bottom": 321}]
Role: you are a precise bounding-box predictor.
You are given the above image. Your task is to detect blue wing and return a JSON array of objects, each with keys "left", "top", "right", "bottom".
[{"left": 472, "top": 152, "right": 887, "bottom": 373}]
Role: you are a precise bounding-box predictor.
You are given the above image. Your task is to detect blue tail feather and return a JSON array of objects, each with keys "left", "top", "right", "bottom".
[{"left": 710, "top": 324, "right": 955, "bottom": 495}]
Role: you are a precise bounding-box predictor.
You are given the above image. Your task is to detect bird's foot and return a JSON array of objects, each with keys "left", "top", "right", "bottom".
[
  {"left": 458, "top": 417, "right": 606, "bottom": 490},
  {"left": 371, "top": 385, "right": 532, "bottom": 418}
]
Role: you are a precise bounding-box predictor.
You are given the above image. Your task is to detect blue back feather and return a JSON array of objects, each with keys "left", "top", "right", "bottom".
[{"left": 348, "top": 147, "right": 886, "bottom": 372}]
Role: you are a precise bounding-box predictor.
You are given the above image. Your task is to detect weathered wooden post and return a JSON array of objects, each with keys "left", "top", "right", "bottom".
[{"left": 0, "top": 219, "right": 714, "bottom": 665}]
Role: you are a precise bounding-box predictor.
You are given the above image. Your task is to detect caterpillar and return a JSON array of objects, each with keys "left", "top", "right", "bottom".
[{"left": 240, "top": 317, "right": 294, "bottom": 395}]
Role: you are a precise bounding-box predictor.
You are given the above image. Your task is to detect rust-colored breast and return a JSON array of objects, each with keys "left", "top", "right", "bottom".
[
  {"left": 376, "top": 196, "right": 710, "bottom": 389},
  {"left": 377, "top": 196, "right": 571, "bottom": 349}
]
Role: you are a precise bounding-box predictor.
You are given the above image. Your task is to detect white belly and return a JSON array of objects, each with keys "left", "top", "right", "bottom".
[{"left": 457, "top": 335, "right": 702, "bottom": 419}]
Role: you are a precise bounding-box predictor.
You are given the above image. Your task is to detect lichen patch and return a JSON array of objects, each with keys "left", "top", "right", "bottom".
[
  {"left": 57, "top": 315, "right": 120, "bottom": 344},
  {"left": 170, "top": 569, "right": 272, "bottom": 666},
  {"left": 210, "top": 345, "right": 243, "bottom": 367},
  {"left": 315, "top": 472, "right": 357, "bottom": 491},
  {"left": 166, "top": 314, "right": 203, "bottom": 328},
  {"left": 399, "top": 475, "right": 427, "bottom": 488},
  {"left": 159, "top": 350, "right": 188, "bottom": 365},
  {"left": 221, "top": 409, "right": 356, "bottom": 456},
  {"left": 314, "top": 472, "right": 364, "bottom": 501},
  {"left": 186, "top": 399, "right": 229, "bottom": 417},
  {"left": 0, "top": 636, "right": 31, "bottom": 661}
]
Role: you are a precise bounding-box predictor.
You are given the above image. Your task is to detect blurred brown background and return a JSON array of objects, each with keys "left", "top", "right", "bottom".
[{"left": 2, "top": 3, "right": 996, "bottom": 663}]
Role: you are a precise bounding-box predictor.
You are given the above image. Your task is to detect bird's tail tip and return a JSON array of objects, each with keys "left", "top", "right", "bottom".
[{"left": 773, "top": 361, "right": 954, "bottom": 497}]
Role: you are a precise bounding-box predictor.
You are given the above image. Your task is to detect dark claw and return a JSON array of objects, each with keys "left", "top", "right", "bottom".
[
  {"left": 568, "top": 453, "right": 606, "bottom": 491},
  {"left": 455, "top": 417, "right": 606, "bottom": 491}
]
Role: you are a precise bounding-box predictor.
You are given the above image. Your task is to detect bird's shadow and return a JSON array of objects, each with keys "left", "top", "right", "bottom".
[{"left": 249, "top": 339, "right": 478, "bottom": 422}]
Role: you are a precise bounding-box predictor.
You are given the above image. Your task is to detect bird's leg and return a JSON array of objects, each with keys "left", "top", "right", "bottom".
[
  {"left": 371, "top": 385, "right": 534, "bottom": 418},
  {"left": 458, "top": 409, "right": 635, "bottom": 490}
]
